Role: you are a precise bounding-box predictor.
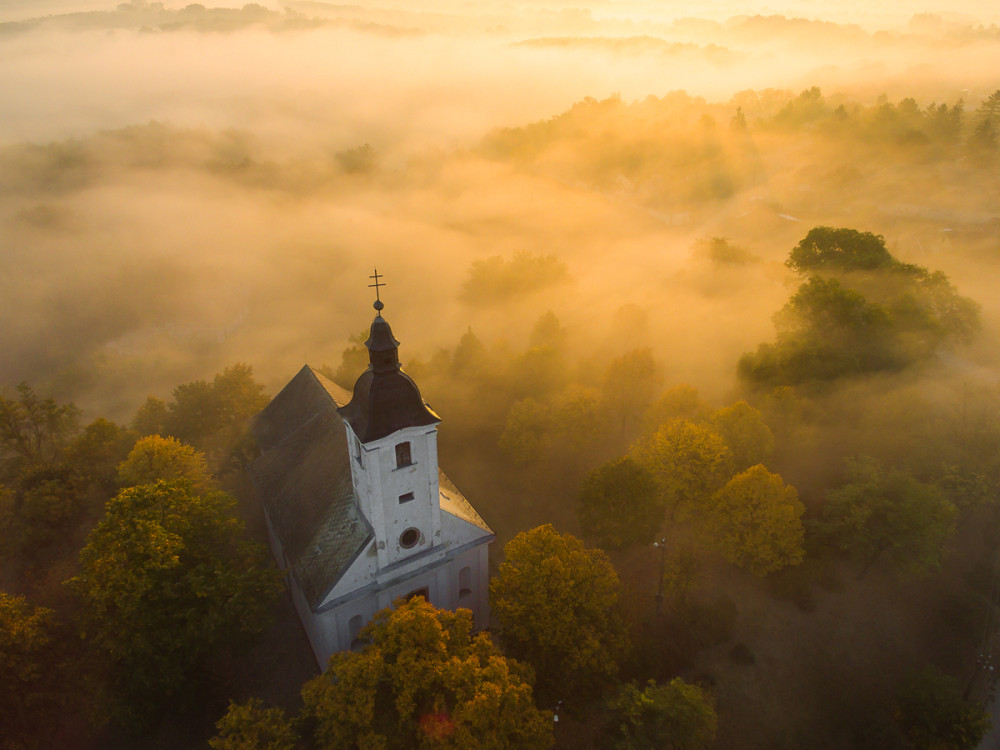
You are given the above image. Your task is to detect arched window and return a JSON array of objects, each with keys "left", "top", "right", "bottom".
[
  {"left": 348, "top": 614, "right": 367, "bottom": 652},
  {"left": 395, "top": 442, "right": 412, "bottom": 468},
  {"left": 458, "top": 566, "right": 473, "bottom": 601}
]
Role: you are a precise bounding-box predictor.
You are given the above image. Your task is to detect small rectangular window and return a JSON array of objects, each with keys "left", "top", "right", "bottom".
[
  {"left": 398, "top": 492, "right": 415, "bottom": 504},
  {"left": 395, "top": 442, "right": 412, "bottom": 468}
]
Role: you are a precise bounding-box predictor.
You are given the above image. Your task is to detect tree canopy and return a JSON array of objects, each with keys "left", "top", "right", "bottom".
[
  {"left": 895, "top": 667, "right": 990, "bottom": 750},
  {"left": 706, "top": 465, "right": 805, "bottom": 576},
  {"left": 606, "top": 678, "right": 717, "bottom": 750},
  {"left": 300, "top": 597, "right": 552, "bottom": 750},
  {"left": 602, "top": 348, "right": 662, "bottom": 433},
  {"left": 709, "top": 401, "right": 774, "bottom": 473},
  {"left": 0, "top": 382, "right": 80, "bottom": 474},
  {"left": 489, "top": 524, "right": 627, "bottom": 704},
  {"left": 209, "top": 699, "right": 298, "bottom": 750},
  {"left": 116, "top": 434, "right": 214, "bottom": 491},
  {"left": 131, "top": 363, "right": 268, "bottom": 458},
  {"left": 629, "top": 419, "right": 733, "bottom": 519},
  {"left": 786, "top": 227, "right": 902, "bottom": 273},
  {"left": 0, "top": 593, "right": 61, "bottom": 750},
  {"left": 71, "top": 480, "right": 280, "bottom": 724},
  {"left": 578, "top": 456, "right": 663, "bottom": 550},
  {"left": 499, "top": 386, "right": 612, "bottom": 466},
  {"left": 739, "top": 228, "right": 980, "bottom": 388},
  {"left": 818, "top": 457, "right": 957, "bottom": 576}
]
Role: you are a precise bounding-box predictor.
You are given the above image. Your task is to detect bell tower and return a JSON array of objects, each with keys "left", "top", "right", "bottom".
[{"left": 338, "top": 270, "right": 442, "bottom": 570}]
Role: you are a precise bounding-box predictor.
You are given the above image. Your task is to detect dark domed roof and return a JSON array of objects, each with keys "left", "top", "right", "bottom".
[{"left": 337, "top": 314, "right": 439, "bottom": 442}]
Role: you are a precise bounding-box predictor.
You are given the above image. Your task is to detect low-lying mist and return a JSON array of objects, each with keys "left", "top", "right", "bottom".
[{"left": 0, "top": 0, "right": 998, "bottom": 428}]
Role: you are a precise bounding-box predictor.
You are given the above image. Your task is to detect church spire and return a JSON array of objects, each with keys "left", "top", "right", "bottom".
[
  {"left": 364, "top": 267, "right": 400, "bottom": 373},
  {"left": 369, "top": 267, "right": 386, "bottom": 316},
  {"left": 338, "top": 269, "right": 440, "bottom": 442}
]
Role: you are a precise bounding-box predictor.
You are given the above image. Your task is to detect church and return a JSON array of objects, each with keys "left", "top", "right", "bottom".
[{"left": 249, "top": 291, "right": 494, "bottom": 668}]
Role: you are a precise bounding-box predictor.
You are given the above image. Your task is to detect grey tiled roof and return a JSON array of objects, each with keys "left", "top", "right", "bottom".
[
  {"left": 439, "top": 469, "right": 492, "bottom": 533},
  {"left": 250, "top": 366, "right": 372, "bottom": 609}
]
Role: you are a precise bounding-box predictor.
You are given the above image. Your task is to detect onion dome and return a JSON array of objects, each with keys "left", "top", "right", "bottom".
[{"left": 338, "top": 312, "right": 439, "bottom": 442}]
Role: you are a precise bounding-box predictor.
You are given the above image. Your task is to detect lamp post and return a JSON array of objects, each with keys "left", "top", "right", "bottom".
[{"left": 653, "top": 537, "right": 666, "bottom": 616}]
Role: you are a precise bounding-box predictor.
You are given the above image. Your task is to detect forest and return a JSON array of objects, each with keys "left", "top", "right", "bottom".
[{"left": 3, "top": 0, "right": 1000, "bottom": 748}]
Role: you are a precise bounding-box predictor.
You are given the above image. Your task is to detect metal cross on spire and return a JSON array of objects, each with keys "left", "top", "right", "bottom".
[{"left": 369, "top": 267, "right": 386, "bottom": 313}]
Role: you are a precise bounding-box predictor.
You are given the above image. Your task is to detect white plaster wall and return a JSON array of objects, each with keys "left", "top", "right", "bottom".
[
  {"left": 368, "top": 425, "right": 442, "bottom": 566},
  {"left": 306, "top": 539, "right": 492, "bottom": 668},
  {"left": 289, "top": 572, "right": 331, "bottom": 668}
]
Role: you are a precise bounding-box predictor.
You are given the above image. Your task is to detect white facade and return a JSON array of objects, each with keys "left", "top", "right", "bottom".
[{"left": 252, "top": 325, "right": 493, "bottom": 669}]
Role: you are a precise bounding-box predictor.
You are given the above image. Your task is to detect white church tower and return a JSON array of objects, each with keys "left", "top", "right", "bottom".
[
  {"left": 250, "top": 276, "right": 494, "bottom": 667},
  {"left": 338, "top": 306, "right": 444, "bottom": 571}
]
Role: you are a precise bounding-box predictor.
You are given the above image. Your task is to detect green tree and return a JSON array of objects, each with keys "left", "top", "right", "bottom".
[
  {"left": 644, "top": 385, "right": 711, "bottom": 431},
  {"left": 131, "top": 395, "right": 169, "bottom": 437},
  {"left": 740, "top": 229, "right": 979, "bottom": 387},
  {"left": 489, "top": 524, "right": 627, "bottom": 704},
  {"left": 818, "top": 457, "right": 957, "bottom": 576},
  {"left": 65, "top": 418, "right": 137, "bottom": 491},
  {"left": 529, "top": 310, "right": 566, "bottom": 349},
  {"left": 71, "top": 480, "right": 281, "bottom": 725},
  {"left": 546, "top": 386, "right": 615, "bottom": 466},
  {"left": 606, "top": 678, "right": 717, "bottom": 750},
  {"left": 2, "top": 467, "right": 87, "bottom": 553},
  {"left": 324, "top": 329, "right": 369, "bottom": 390},
  {"left": 967, "top": 118, "right": 996, "bottom": 162},
  {"left": 500, "top": 386, "right": 612, "bottom": 466},
  {"left": 211, "top": 363, "right": 270, "bottom": 425},
  {"left": 116, "top": 434, "right": 214, "bottom": 491},
  {"left": 459, "top": 252, "right": 569, "bottom": 306},
  {"left": 629, "top": 419, "right": 733, "bottom": 519},
  {"left": 0, "top": 383, "right": 80, "bottom": 476},
  {"left": 165, "top": 380, "right": 220, "bottom": 445},
  {"left": 209, "top": 698, "right": 298, "bottom": 750},
  {"left": 786, "top": 227, "right": 898, "bottom": 273},
  {"left": 695, "top": 236, "right": 756, "bottom": 266},
  {"left": 300, "top": 597, "right": 551, "bottom": 750},
  {"left": 511, "top": 345, "right": 567, "bottom": 400},
  {"left": 602, "top": 349, "right": 662, "bottom": 434},
  {"left": 740, "top": 277, "right": 896, "bottom": 386},
  {"left": 164, "top": 364, "right": 268, "bottom": 450},
  {"left": 660, "top": 548, "right": 702, "bottom": 605},
  {"left": 0, "top": 593, "right": 61, "bottom": 750},
  {"left": 499, "top": 398, "right": 550, "bottom": 464},
  {"left": 895, "top": 667, "right": 990, "bottom": 750},
  {"left": 335, "top": 143, "right": 377, "bottom": 174},
  {"left": 710, "top": 401, "right": 774, "bottom": 472},
  {"left": 978, "top": 89, "right": 1000, "bottom": 122},
  {"left": 707, "top": 465, "right": 805, "bottom": 576},
  {"left": 578, "top": 456, "right": 663, "bottom": 550}
]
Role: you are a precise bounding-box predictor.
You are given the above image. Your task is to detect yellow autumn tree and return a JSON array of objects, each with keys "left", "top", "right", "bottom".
[
  {"left": 706, "top": 465, "right": 805, "bottom": 576},
  {"left": 300, "top": 597, "right": 551, "bottom": 750},
  {"left": 116, "top": 434, "right": 214, "bottom": 492},
  {"left": 489, "top": 524, "right": 628, "bottom": 704},
  {"left": 709, "top": 401, "right": 774, "bottom": 473},
  {"left": 629, "top": 419, "right": 733, "bottom": 519}
]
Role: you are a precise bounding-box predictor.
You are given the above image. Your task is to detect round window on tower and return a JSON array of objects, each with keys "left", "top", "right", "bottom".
[{"left": 399, "top": 528, "right": 420, "bottom": 549}]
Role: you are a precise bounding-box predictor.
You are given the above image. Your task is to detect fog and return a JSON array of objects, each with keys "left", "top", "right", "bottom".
[
  {"left": 0, "top": 0, "right": 998, "bottom": 424},
  {"left": 5, "top": 6, "right": 1000, "bottom": 749}
]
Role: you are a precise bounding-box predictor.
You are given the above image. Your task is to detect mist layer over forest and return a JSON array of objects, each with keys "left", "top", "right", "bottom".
[
  {"left": 4, "top": 2, "right": 1000, "bottom": 749},
  {"left": 2, "top": 0, "right": 1000, "bottom": 423}
]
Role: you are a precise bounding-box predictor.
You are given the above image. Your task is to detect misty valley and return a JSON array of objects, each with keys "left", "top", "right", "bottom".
[{"left": 2, "top": 1, "right": 1000, "bottom": 749}]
